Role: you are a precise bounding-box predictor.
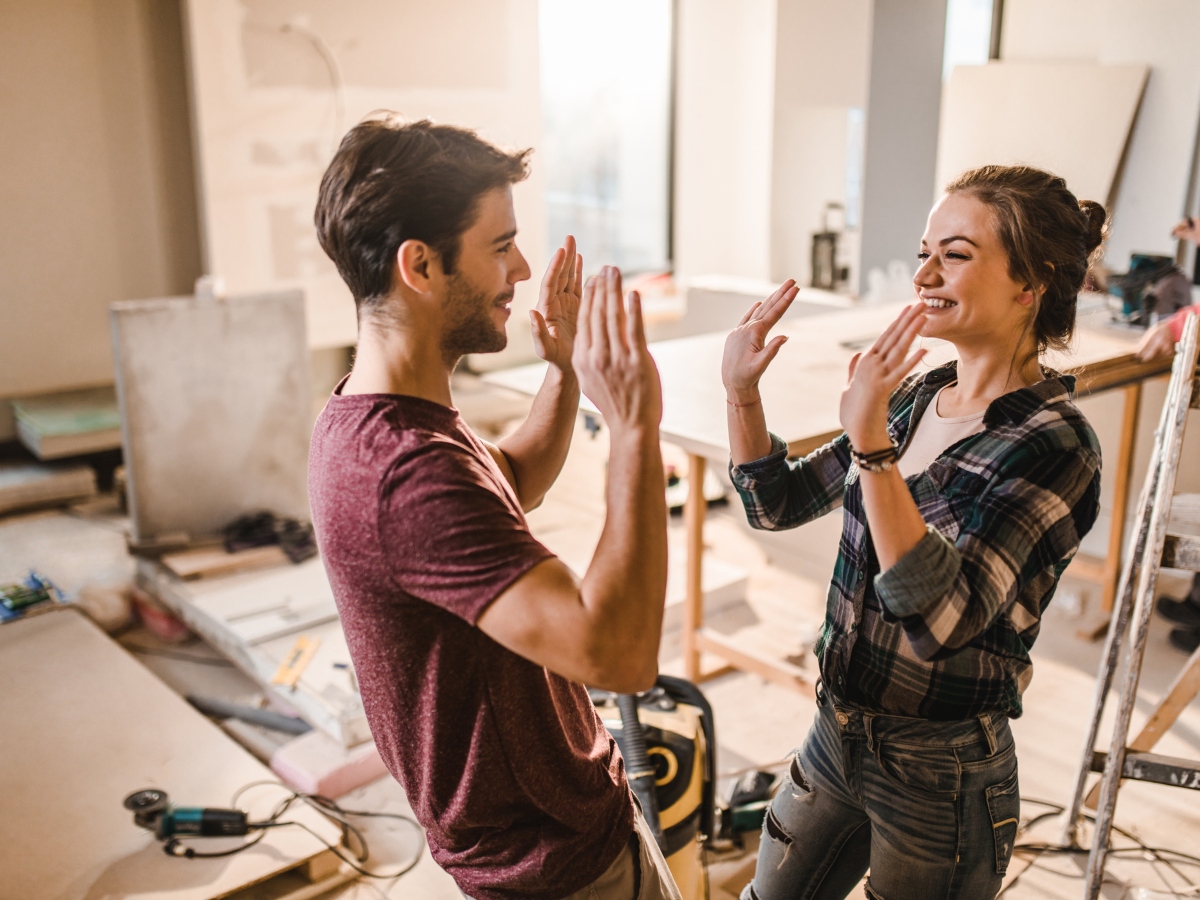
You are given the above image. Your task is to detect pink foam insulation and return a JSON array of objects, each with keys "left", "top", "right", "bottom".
[{"left": 270, "top": 729, "right": 388, "bottom": 798}]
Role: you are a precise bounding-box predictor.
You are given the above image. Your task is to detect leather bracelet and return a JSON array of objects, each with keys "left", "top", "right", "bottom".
[{"left": 850, "top": 440, "right": 899, "bottom": 473}]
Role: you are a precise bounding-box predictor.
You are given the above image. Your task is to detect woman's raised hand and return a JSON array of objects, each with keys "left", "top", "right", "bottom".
[
  {"left": 722, "top": 280, "right": 799, "bottom": 403},
  {"left": 839, "top": 303, "right": 928, "bottom": 452}
]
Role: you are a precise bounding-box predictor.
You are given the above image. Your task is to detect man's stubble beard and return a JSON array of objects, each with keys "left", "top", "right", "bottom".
[{"left": 441, "top": 272, "right": 510, "bottom": 363}]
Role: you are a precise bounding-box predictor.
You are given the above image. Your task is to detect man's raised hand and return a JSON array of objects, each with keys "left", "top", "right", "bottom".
[
  {"left": 531, "top": 235, "right": 583, "bottom": 373},
  {"left": 722, "top": 280, "right": 798, "bottom": 404},
  {"left": 572, "top": 266, "right": 662, "bottom": 434}
]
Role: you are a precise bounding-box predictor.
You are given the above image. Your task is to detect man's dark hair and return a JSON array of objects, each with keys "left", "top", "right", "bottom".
[{"left": 315, "top": 115, "right": 531, "bottom": 308}]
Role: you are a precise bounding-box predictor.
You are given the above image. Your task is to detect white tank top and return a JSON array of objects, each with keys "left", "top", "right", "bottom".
[{"left": 897, "top": 385, "right": 987, "bottom": 478}]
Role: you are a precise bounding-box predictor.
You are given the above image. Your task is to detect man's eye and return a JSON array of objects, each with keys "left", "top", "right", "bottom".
[{"left": 498, "top": 242, "right": 514, "bottom": 254}]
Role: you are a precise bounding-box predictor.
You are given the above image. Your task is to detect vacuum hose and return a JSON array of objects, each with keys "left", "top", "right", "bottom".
[{"left": 616, "top": 693, "right": 665, "bottom": 848}]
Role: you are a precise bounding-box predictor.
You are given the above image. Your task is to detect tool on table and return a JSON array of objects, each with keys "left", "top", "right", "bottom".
[
  {"left": 0, "top": 572, "right": 62, "bottom": 623},
  {"left": 1060, "top": 314, "right": 1200, "bottom": 899},
  {"left": 272, "top": 634, "right": 321, "bottom": 688},
  {"left": 124, "top": 789, "right": 254, "bottom": 856},
  {"left": 1106, "top": 253, "right": 1191, "bottom": 327},
  {"left": 186, "top": 694, "right": 312, "bottom": 735},
  {"left": 223, "top": 511, "right": 317, "bottom": 563},
  {"left": 332, "top": 661, "right": 358, "bottom": 693},
  {"left": 810, "top": 202, "right": 850, "bottom": 292},
  {"left": 122, "top": 784, "right": 425, "bottom": 877}
]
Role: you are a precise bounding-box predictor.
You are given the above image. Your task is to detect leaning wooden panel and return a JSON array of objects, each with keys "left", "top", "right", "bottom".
[
  {"left": 936, "top": 61, "right": 1148, "bottom": 207},
  {"left": 110, "top": 290, "right": 312, "bottom": 549},
  {"left": 0, "top": 609, "right": 344, "bottom": 900}
]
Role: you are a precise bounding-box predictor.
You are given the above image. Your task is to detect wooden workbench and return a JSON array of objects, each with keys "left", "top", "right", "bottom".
[
  {"left": 487, "top": 300, "right": 1170, "bottom": 693},
  {"left": 0, "top": 608, "right": 349, "bottom": 900}
]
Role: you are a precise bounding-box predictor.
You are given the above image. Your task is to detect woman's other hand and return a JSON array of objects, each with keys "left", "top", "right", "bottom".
[
  {"left": 840, "top": 304, "right": 929, "bottom": 452},
  {"left": 1136, "top": 320, "right": 1176, "bottom": 361},
  {"left": 722, "top": 280, "right": 799, "bottom": 403}
]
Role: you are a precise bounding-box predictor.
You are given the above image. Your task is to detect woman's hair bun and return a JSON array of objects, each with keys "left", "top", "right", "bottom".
[{"left": 1079, "top": 200, "right": 1107, "bottom": 255}]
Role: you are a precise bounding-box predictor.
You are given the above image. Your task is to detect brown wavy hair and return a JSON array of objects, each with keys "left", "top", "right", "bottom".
[
  {"left": 316, "top": 115, "right": 531, "bottom": 309},
  {"left": 944, "top": 165, "right": 1107, "bottom": 357}
]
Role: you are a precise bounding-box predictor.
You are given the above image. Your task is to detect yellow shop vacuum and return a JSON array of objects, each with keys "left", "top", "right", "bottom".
[{"left": 593, "top": 675, "right": 716, "bottom": 900}]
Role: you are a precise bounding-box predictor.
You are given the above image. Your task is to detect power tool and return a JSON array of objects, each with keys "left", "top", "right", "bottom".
[
  {"left": 595, "top": 675, "right": 716, "bottom": 900},
  {"left": 123, "top": 789, "right": 263, "bottom": 857}
]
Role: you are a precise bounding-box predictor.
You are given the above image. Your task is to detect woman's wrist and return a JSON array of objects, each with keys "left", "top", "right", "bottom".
[
  {"left": 847, "top": 427, "right": 893, "bottom": 456},
  {"left": 725, "top": 386, "right": 762, "bottom": 407}
]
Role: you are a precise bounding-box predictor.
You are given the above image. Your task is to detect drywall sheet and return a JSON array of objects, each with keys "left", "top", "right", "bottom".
[
  {"left": 111, "top": 290, "right": 311, "bottom": 546},
  {"left": 936, "top": 61, "right": 1148, "bottom": 207},
  {"left": 999, "top": 0, "right": 1200, "bottom": 271},
  {"left": 182, "top": 0, "right": 546, "bottom": 355},
  {"left": 0, "top": 609, "right": 341, "bottom": 900}
]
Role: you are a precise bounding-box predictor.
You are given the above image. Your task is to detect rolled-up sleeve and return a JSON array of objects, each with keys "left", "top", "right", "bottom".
[
  {"left": 729, "top": 431, "right": 851, "bottom": 531},
  {"left": 874, "top": 445, "right": 1101, "bottom": 661}
]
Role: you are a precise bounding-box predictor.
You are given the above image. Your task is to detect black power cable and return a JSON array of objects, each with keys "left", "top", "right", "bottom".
[
  {"left": 159, "top": 780, "right": 425, "bottom": 880},
  {"left": 1003, "top": 796, "right": 1200, "bottom": 897}
]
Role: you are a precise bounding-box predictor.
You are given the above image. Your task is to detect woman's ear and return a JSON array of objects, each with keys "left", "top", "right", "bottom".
[{"left": 1017, "top": 281, "right": 1042, "bottom": 307}]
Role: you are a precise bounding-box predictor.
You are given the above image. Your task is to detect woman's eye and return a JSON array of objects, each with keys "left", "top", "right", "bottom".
[
  {"left": 917, "top": 252, "right": 930, "bottom": 261},
  {"left": 946, "top": 252, "right": 968, "bottom": 260}
]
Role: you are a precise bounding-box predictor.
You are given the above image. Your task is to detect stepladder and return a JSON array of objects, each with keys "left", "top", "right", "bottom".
[{"left": 1060, "top": 313, "right": 1200, "bottom": 899}]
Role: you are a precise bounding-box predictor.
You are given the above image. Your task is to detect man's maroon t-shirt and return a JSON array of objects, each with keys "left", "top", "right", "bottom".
[{"left": 308, "top": 386, "right": 633, "bottom": 899}]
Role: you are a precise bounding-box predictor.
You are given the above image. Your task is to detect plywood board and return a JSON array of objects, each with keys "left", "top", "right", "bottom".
[
  {"left": 182, "top": 0, "right": 547, "bottom": 357},
  {"left": 0, "top": 608, "right": 343, "bottom": 900},
  {"left": 936, "top": 61, "right": 1148, "bottom": 207},
  {"left": 110, "top": 291, "right": 311, "bottom": 546}
]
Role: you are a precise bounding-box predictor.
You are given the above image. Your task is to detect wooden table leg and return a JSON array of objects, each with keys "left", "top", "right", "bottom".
[
  {"left": 1103, "top": 382, "right": 1142, "bottom": 612},
  {"left": 683, "top": 453, "right": 706, "bottom": 682}
]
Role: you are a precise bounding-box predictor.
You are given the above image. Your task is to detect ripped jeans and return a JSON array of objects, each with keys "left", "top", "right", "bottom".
[{"left": 741, "top": 685, "right": 1019, "bottom": 900}]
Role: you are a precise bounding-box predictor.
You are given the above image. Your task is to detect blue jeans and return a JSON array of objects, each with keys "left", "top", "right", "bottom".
[{"left": 742, "top": 686, "right": 1019, "bottom": 900}]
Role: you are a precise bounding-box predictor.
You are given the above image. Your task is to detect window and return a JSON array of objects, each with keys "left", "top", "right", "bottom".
[
  {"left": 942, "top": 0, "right": 995, "bottom": 81},
  {"left": 538, "top": 0, "right": 674, "bottom": 275}
]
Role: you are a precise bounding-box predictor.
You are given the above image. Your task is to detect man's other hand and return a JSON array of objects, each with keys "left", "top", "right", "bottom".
[
  {"left": 530, "top": 235, "right": 582, "bottom": 373},
  {"left": 572, "top": 266, "right": 663, "bottom": 434}
]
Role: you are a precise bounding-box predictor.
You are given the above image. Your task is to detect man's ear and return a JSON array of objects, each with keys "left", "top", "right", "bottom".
[{"left": 396, "top": 239, "right": 440, "bottom": 294}]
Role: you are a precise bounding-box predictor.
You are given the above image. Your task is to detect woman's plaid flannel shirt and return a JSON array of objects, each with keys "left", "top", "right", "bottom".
[{"left": 730, "top": 362, "right": 1101, "bottom": 720}]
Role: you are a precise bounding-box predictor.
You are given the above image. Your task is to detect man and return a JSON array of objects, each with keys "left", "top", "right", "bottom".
[
  {"left": 309, "top": 115, "right": 681, "bottom": 900},
  {"left": 1137, "top": 216, "right": 1200, "bottom": 654}
]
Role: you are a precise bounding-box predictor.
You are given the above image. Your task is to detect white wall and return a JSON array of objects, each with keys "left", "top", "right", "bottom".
[
  {"left": 1002, "top": 0, "right": 1200, "bottom": 270},
  {"left": 1001, "top": 2, "right": 1200, "bottom": 564},
  {"left": 184, "top": 0, "right": 547, "bottom": 367},
  {"left": 0, "top": 0, "right": 201, "bottom": 405},
  {"left": 769, "top": 0, "right": 873, "bottom": 286},
  {"left": 857, "top": 0, "right": 947, "bottom": 288},
  {"left": 673, "top": 0, "right": 778, "bottom": 285}
]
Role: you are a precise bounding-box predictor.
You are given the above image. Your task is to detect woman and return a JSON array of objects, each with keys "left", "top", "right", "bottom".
[{"left": 724, "top": 165, "right": 1104, "bottom": 900}]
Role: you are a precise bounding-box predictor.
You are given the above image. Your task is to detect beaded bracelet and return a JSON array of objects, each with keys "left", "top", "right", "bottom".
[{"left": 850, "top": 440, "right": 900, "bottom": 473}]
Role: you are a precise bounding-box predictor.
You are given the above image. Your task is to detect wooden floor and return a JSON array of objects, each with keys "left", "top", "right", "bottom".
[{"left": 3, "top": 381, "right": 1198, "bottom": 899}]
